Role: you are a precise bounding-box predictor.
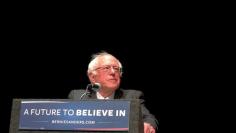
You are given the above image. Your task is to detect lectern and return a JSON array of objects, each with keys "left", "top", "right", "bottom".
[{"left": 9, "top": 99, "right": 144, "bottom": 133}]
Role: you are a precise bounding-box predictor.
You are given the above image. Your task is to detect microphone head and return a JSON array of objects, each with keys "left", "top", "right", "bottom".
[{"left": 92, "top": 83, "right": 101, "bottom": 92}]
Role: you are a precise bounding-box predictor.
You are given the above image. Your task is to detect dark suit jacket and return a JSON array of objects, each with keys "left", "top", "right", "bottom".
[{"left": 68, "top": 88, "right": 158, "bottom": 129}]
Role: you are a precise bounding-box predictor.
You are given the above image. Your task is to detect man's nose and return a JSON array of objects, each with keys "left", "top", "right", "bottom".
[{"left": 110, "top": 67, "right": 116, "bottom": 73}]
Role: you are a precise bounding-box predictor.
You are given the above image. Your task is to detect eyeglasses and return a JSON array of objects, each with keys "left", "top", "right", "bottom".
[{"left": 95, "top": 65, "right": 122, "bottom": 73}]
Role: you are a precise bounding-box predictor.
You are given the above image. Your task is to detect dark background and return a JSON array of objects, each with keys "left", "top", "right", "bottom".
[
  {"left": 1, "top": 7, "right": 209, "bottom": 132},
  {"left": 2, "top": 44, "right": 202, "bottom": 133}
]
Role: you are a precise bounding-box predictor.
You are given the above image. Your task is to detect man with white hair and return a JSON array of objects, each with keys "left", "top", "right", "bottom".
[{"left": 69, "top": 51, "right": 158, "bottom": 133}]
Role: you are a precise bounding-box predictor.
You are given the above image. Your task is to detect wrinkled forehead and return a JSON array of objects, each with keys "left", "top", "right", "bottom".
[{"left": 97, "top": 55, "right": 119, "bottom": 66}]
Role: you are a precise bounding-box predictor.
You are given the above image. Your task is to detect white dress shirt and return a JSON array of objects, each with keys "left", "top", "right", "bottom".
[{"left": 96, "top": 92, "right": 114, "bottom": 99}]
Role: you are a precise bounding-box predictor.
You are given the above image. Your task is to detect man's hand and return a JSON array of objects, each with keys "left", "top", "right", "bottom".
[{"left": 144, "top": 122, "right": 156, "bottom": 133}]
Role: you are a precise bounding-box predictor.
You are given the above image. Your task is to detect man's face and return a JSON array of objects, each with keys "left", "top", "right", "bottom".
[{"left": 91, "top": 55, "right": 121, "bottom": 92}]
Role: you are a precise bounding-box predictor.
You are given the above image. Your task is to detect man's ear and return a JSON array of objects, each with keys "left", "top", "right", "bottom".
[{"left": 88, "top": 72, "right": 96, "bottom": 83}]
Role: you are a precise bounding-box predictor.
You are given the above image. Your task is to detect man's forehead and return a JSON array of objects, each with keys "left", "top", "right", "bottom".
[{"left": 98, "top": 55, "right": 118, "bottom": 64}]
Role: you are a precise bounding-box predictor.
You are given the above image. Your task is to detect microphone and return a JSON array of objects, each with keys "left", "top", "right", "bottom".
[
  {"left": 90, "top": 83, "right": 101, "bottom": 92},
  {"left": 80, "top": 83, "right": 101, "bottom": 99}
]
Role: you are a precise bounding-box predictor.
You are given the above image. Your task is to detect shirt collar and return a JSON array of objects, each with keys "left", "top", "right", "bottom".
[{"left": 96, "top": 91, "right": 114, "bottom": 99}]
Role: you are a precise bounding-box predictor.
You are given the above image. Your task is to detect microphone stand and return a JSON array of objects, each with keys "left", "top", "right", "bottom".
[{"left": 80, "top": 84, "right": 92, "bottom": 100}]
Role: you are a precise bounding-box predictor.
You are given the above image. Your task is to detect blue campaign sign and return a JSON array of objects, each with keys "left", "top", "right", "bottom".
[{"left": 19, "top": 100, "right": 130, "bottom": 131}]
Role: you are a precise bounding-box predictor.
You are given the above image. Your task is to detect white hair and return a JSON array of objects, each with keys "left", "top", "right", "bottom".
[{"left": 87, "top": 52, "right": 122, "bottom": 75}]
